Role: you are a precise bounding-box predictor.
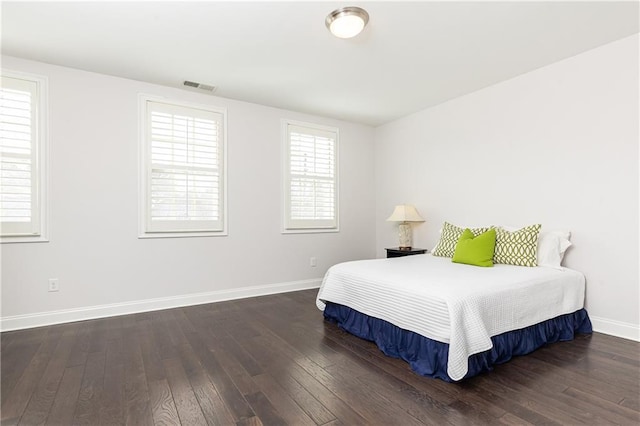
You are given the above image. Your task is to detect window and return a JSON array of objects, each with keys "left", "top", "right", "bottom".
[
  {"left": 139, "top": 96, "right": 226, "bottom": 237},
  {"left": 283, "top": 120, "right": 338, "bottom": 232},
  {"left": 0, "top": 71, "right": 48, "bottom": 243}
]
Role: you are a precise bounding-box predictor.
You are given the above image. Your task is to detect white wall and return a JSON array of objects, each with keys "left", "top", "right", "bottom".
[
  {"left": 3, "top": 35, "right": 638, "bottom": 340},
  {"left": 375, "top": 35, "right": 639, "bottom": 340},
  {"left": 0, "top": 56, "right": 376, "bottom": 329}
]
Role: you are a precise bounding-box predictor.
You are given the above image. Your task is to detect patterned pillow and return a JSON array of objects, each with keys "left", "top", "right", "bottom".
[
  {"left": 493, "top": 224, "right": 542, "bottom": 267},
  {"left": 432, "top": 222, "right": 489, "bottom": 258}
]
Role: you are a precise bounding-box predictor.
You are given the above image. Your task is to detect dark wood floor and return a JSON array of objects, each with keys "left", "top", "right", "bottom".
[{"left": 1, "top": 289, "right": 639, "bottom": 425}]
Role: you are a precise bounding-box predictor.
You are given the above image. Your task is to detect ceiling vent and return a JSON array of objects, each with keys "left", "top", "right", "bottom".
[{"left": 183, "top": 80, "right": 216, "bottom": 92}]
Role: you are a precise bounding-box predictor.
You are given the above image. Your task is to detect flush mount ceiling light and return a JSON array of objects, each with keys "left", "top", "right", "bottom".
[{"left": 326, "top": 6, "right": 369, "bottom": 39}]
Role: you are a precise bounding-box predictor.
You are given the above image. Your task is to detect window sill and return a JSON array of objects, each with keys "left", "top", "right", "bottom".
[
  {"left": 282, "top": 228, "right": 340, "bottom": 235},
  {"left": 138, "top": 231, "right": 228, "bottom": 239},
  {"left": 1, "top": 235, "right": 49, "bottom": 244}
]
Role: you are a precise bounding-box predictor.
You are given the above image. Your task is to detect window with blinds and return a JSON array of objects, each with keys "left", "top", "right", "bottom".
[
  {"left": 0, "top": 73, "right": 47, "bottom": 241},
  {"left": 141, "top": 98, "right": 226, "bottom": 236},
  {"left": 283, "top": 121, "right": 338, "bottom": 231}
]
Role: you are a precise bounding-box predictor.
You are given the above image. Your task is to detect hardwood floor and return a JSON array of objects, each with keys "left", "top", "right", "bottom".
[{"left": 1, "top": 289, "right": 639, "bottom": 425}]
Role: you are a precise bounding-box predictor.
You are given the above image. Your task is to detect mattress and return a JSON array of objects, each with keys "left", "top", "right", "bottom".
[{"left": 316, "top": 254, "right": 586, "bottom": 380}]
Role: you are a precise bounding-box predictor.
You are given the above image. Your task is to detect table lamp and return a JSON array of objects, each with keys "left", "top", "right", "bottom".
[{"left": 386, "top": 204, "right": 425, "bottom": 249}]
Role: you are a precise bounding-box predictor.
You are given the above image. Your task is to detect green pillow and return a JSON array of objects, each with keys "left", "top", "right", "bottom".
[
  {"left": 494, "top": 224, "right": 542, "bottom": 267},
  {"left": 452, "top": 228, "right": 497, "bottom": 267},
  {"left": 432, "top": 222, "right": 490, "bottom": 258}
]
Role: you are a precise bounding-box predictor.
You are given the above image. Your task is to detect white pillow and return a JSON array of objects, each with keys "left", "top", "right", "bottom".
[{"left": 537, "top": 230, "right": 572, "bottom": 269}]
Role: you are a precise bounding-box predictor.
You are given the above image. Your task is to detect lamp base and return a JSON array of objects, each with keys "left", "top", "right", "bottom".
[{"left": 398, "top": 222, "right": 412, "bottom": 249}]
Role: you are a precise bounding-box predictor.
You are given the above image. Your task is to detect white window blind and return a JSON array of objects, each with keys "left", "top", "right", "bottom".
[
  {"left": 142, "top": 100, "right": 225, "bottom": 234},
  {"left": 0, "top": 75, "right": 42, "bottom": 238},
  {"left": 284, "top": 122, "right": 338, "bottom": 231}
]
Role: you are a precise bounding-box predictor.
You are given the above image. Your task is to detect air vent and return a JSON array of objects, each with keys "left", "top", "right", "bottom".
[
  {"left": 183, "top": 80, "right": 216, "bottom": 92},
  {"left": 198, "top": 84, "right": 216, "bottom": 92}
]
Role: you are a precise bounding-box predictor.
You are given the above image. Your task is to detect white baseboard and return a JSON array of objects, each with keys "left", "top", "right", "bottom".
[
  {"left": 0, "top": 278, "right": 322, "bottom": 332},
  {"left": 5, "top": 286, "right": 638, "bottom": 343},
  {"left": 590, "top": 315, "right": 640, "bottom": 342}
]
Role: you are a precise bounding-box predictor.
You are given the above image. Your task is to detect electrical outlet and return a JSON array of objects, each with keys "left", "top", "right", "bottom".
[
  {"left": 48, "top": 278, "right": 59, "bottom": 292},
  {"left": 310, "top": 257, "right": 317, "bottom": 267}
]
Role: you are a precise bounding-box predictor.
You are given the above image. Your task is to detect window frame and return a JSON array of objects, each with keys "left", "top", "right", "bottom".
[
  {"left": 282, "top": 119, "right": 339, "bottom": 234},
  {"left": 138, "top": 94, "right": 228, "bottom": 239},
  {"left": 0, "top": 70, "right": 49, "bottom": 244}
]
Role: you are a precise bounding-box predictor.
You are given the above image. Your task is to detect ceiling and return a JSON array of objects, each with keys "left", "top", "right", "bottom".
[{"left": 2, "top": 1, "right": 638, "bottom": 126}]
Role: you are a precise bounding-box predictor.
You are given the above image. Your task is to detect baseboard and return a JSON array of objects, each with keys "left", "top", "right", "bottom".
[
  {"left": 5, "top": 286, "right": 637, "bottom": 342},
  {"left": 0, "top": 278, "right": 322, "bottom": 332},
  {"left": 590, "top": 315, "right": 640, "bottom": 342}
]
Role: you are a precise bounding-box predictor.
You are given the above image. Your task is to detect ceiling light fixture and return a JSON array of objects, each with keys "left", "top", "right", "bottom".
[{"left": 325, "top": 6, "right": 369, "bottom": 39}]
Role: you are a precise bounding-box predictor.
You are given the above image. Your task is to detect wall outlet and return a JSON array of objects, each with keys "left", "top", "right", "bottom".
[
  {"left": 310, "top": 257, "right": 317, "bottom": 267},
  {"left": 48, "top": 278, "right": 59, "bottom": 292}
]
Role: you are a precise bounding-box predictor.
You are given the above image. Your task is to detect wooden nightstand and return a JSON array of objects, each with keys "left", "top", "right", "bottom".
[{"left": 385, "top": 247, "right": 427, "bottom": 258}]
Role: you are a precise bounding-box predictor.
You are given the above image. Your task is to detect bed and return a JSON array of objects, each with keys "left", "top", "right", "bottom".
[{"left": 316, "top": 254, "right": 592, "bottom": 381}]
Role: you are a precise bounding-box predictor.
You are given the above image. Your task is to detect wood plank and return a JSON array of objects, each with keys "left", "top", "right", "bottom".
[
  {"left": 45, "top": 365, "right": 84, "bottom": 425},
  {"left": 18, "top": 326, "right": 78, "bottom": 425},
  {"left": 179, "top": 327, "right": 255, "bottom": 422},
  {"left": 148, "top": 379, "right": 180, "bottom": 426},
  {"left": 287, "top": 357, "right": 423, "bottom": 426},
  {"left": 326, "top": 363, "right": 460, "bottom": 425},
  {"left": 1, "top": 341, "right": 41, "bottom": 407},
  {"left": 137, "top": 320, "right": 166, "bottom": 383},
  {"left": 463, "top": 376, "right": 562, "bottom": 426},
  {"left": 510, "top": 348, "right": 632, "bottom": 405},
  {"left": 1, "top": 326, "right": 64, "bottom": 425},
  {"left": 244, "top": 391, "right": 287, "bottom": 426},
  {"left": 447, "top": 399, "right": 508, "bottom": 425},
  {"left": 235, "top": 333, "right": 335, "bottom": 424},
  {"left": 268, "top": 370, "right": 338, "bottom": 425},
  {"left": 472, "top": 371, "right": 594, "bottom": 425},
  {"left": 99, "top": 335, "right": 125, "bottom": 424},
  {"left": 530, "top": 342, "right": 639, "bottom": 392},
  {"left": 87, "top": 318, "right": 108, "bottom": 354},
  {"left": 251, "top": 373, "right": 316, "bottom": 426},
  {"left": 189, "top": 371, "right": 237, "bottom": 426},
  {"left": 0, "top": 327, "right": 49, "bottom": 404},
  {"left": 162, "top": 357, "right": 207, "bottom": 425},
  {"left": 151, "top": 312, "right": 178, "bottom": 361},
  {"left": 173, "top": 322, "right": 238, "bottom": 426},
  {"left": 214, "top": 333, "right": 263, "bottom": 377},
  {"left": 498, "top": 412, "right": 535, "bottom": 426},
  {"left": 235, "top": 416, "right": 264, "bottom": 426},
  {"left": 72, "top": 350, "right": 106, "bottom": 425},
  {"left": 122, "top": 321, "right": 154, "bottom": 426},
  {"left": 587, "top": 333, "right": 640, "bottom": 359},
  {"left": 210, "top": 346, "right": 260, "bottom": 396},
  {"left": 247, "top": 311, "right": 337, "bottom": 369},
  {"left": 65, "top": 320, "right": 93, "bottom": 368},
  {"left": 562, "top": 386, "right": 640, "bottom": 424}
]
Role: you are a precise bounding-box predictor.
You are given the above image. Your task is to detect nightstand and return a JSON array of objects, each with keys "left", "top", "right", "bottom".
[{"left": 385, "top": 247, "right": 427, "bottom": 258}]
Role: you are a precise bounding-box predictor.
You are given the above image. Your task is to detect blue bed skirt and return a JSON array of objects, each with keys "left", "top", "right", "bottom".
[{"left": 323, "top": 302, "right": 592, "bottom": 382}]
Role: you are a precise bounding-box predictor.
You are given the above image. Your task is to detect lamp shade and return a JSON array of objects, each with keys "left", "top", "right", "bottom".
[{"left": 386, "top": 204, "right": 425, "bottom": 222}]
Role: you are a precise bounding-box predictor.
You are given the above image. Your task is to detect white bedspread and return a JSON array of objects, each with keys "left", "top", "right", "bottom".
[{"left": 316, "top": 254, "right": 585, "bottom": 381}]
